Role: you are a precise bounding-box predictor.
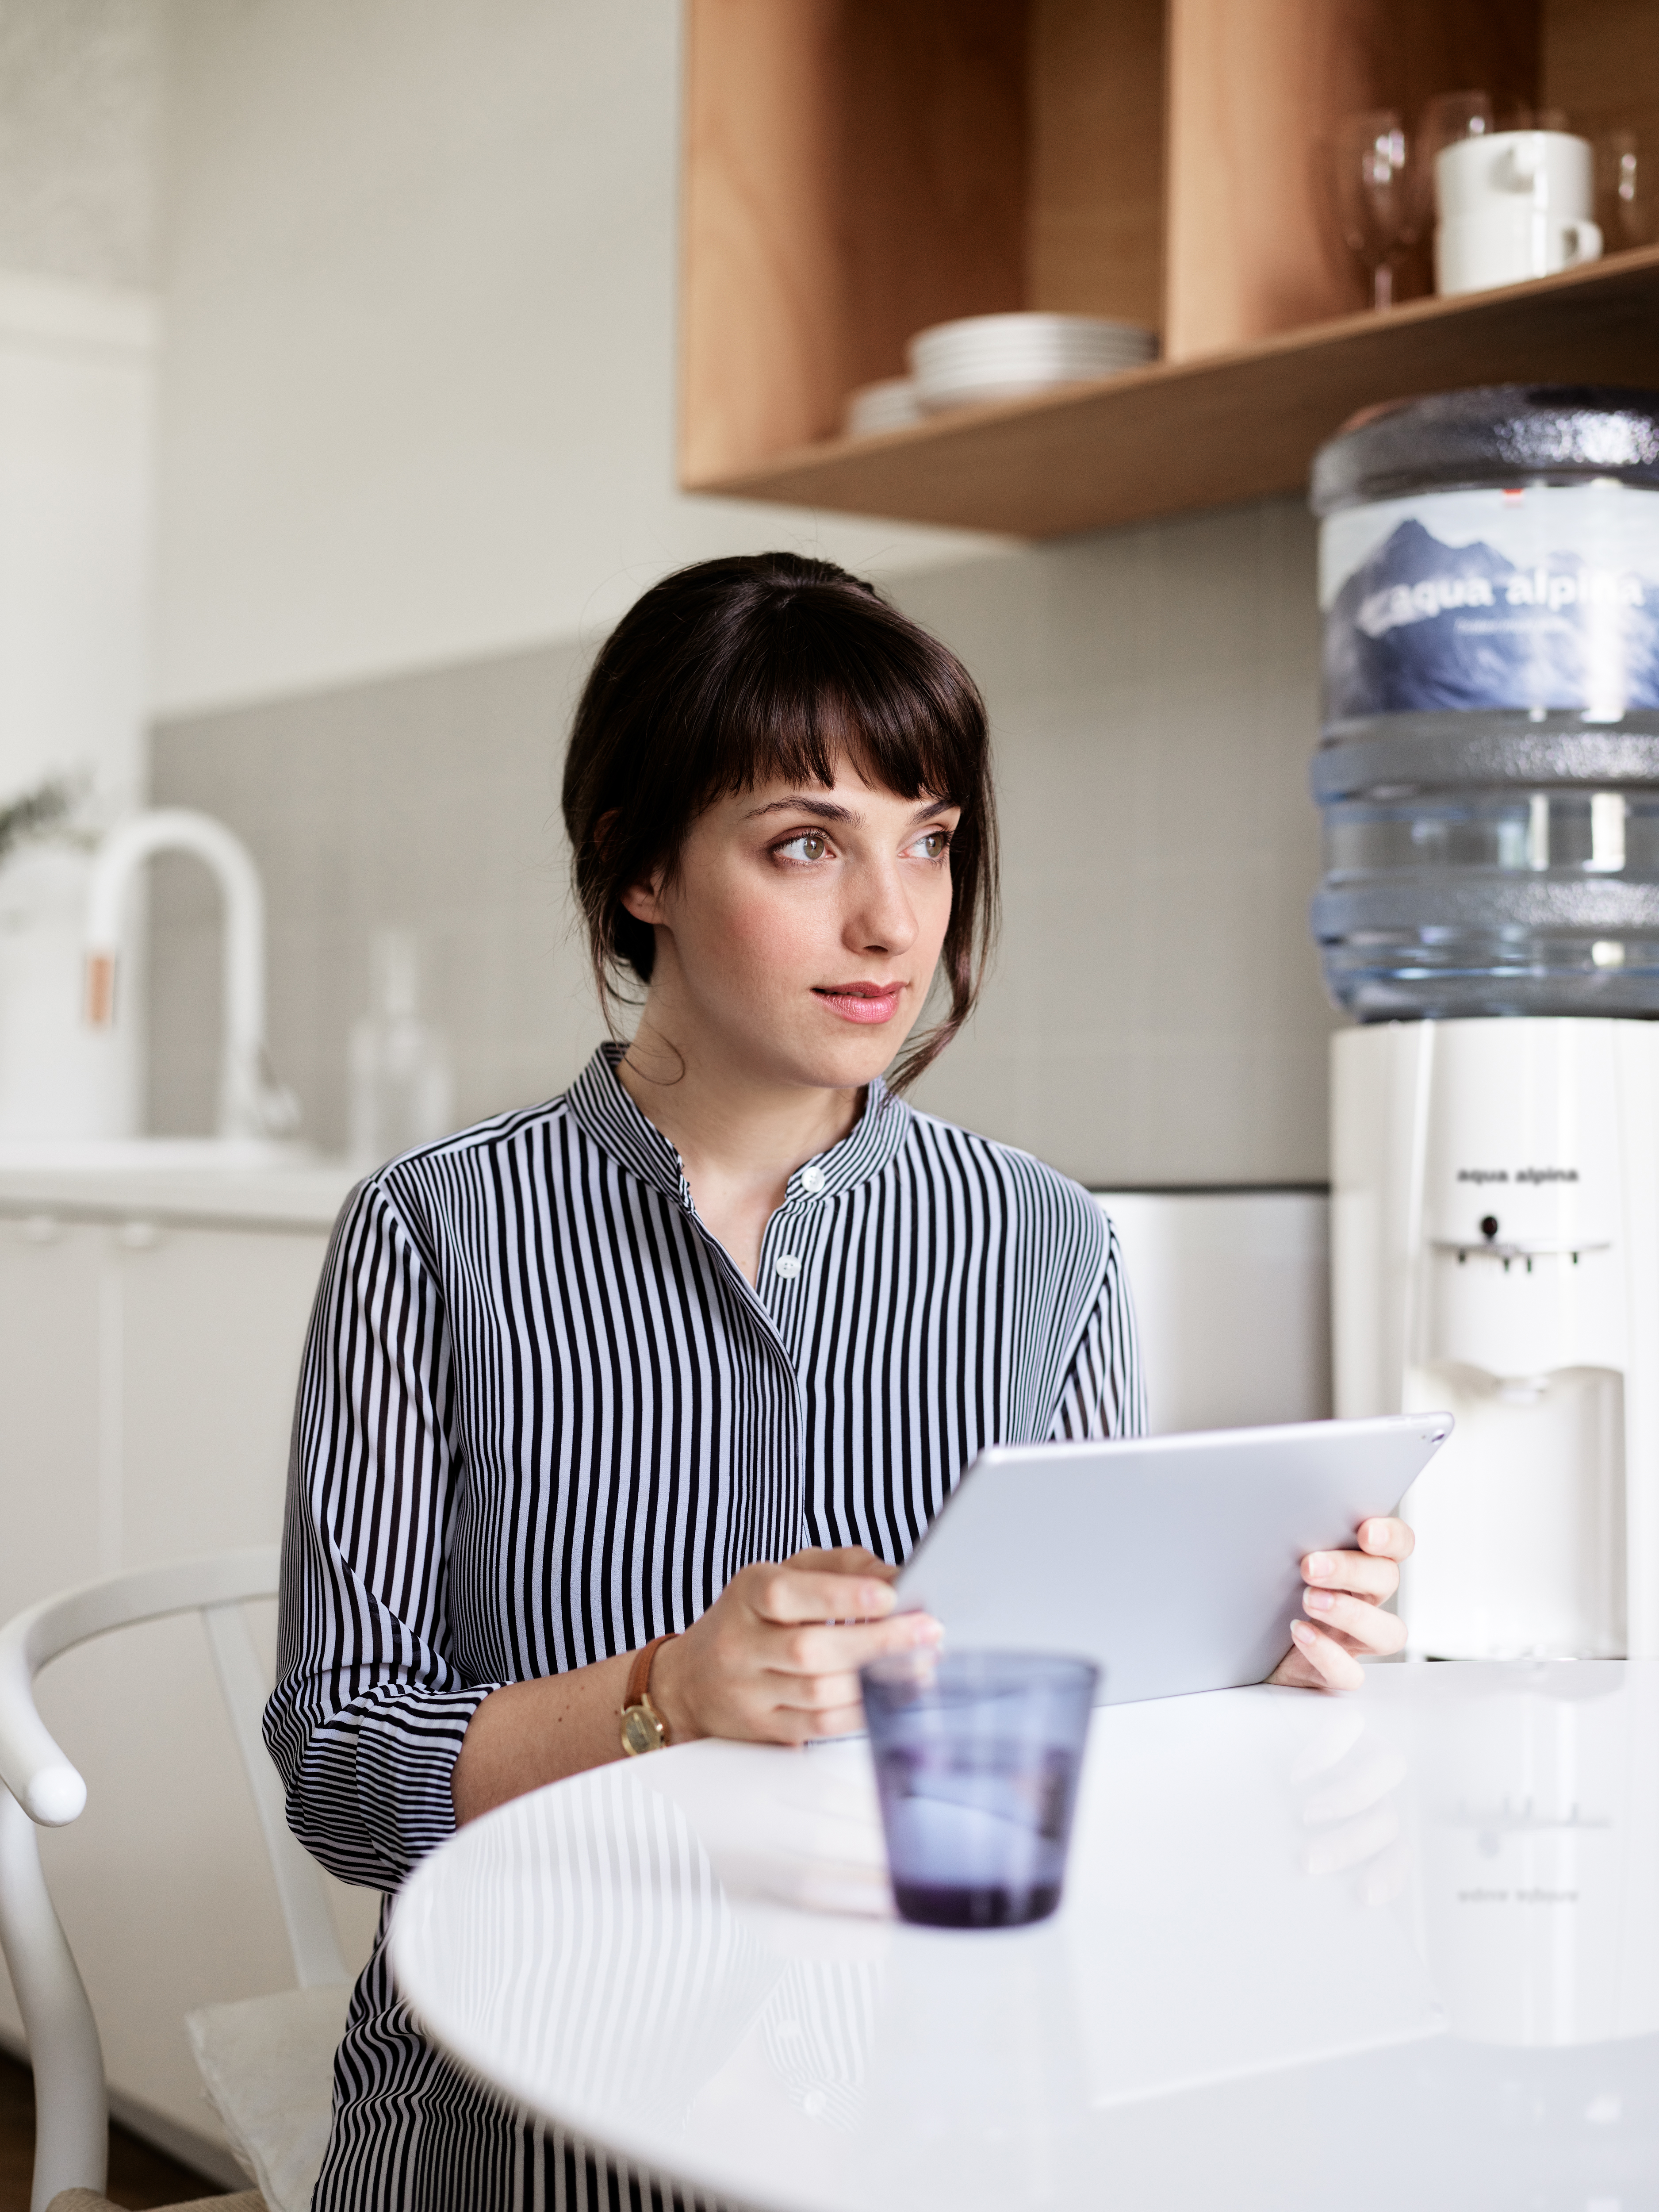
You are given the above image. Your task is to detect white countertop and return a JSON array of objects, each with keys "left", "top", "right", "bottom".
[
  {"left": 389, "top": 1662, "right": 1659, "bottom": 2212},
  {"left": 0, "top": 1141, "right": 360, "bottom": 1229}
]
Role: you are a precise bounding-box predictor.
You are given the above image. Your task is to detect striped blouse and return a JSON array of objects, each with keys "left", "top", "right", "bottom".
[{"left": 266, "top": 1044, "right": 1143, "bottom": 2210}]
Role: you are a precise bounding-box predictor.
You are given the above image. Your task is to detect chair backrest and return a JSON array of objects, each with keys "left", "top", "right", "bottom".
[{"left": 0, "top": 1548, "right": 347, "bottom": 2212}]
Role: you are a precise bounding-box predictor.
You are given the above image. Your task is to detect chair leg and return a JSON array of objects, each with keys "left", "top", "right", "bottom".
[{"left": 0, "top": 1788, "right": 108, "bottom": 2212}]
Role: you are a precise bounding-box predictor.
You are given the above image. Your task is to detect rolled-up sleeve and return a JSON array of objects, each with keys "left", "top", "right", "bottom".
[
  {"left": 264, "top": 1177, "right": 502, "bottom": 1889},
  {"left": 1048, "top": 1221, "right": 1147, "bottom": 1442}
]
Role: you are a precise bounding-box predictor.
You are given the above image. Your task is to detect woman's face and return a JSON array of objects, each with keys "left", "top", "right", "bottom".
[{"left": 621, "top": 759, "right": 961, "bottom": 1094}]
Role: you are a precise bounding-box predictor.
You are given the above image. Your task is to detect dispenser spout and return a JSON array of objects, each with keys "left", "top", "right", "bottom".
[{"left": 82, "top": 808, "right": 299, "bottom": 1141}]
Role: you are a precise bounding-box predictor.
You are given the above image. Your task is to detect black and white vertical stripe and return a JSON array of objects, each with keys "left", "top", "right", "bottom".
[{"left": 266, "top": 1043, "right": 1142, "bottom": 2211}]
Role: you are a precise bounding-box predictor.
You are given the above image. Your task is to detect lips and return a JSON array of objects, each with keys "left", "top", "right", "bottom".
[{"left": 813, "top": 982, "right": 904, "bottom": 1025}]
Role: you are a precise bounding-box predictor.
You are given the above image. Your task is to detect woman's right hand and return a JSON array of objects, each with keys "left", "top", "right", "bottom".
[{"left": 650, "top": 1545, "right": 940, "bottom": 1745}]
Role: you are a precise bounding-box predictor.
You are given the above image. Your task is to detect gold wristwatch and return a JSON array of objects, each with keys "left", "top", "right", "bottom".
[{"left": 619, "top": 1632, "right": 679, "bottom": 1755}]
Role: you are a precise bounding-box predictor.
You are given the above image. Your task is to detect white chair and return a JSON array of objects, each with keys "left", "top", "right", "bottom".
[{"left": 0, "top": 1549, "right": 355, "bottom": 2212}]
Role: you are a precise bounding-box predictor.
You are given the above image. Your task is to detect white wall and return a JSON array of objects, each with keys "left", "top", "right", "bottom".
[
  {"left": 0, "top": 271, "right": 153, "bottom": 809},
  {"left": 153, "top": 0, "right": 999, "bottom": 718},
  {"left": 0, "top": 0, "right": 162, "bottom": 1136}
]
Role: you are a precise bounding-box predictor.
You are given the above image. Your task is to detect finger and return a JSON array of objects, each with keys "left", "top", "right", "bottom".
[
  {"left": 769, "top": 1699, "right": 867, "bottom": 1745},
  {"left": 1298, "top": 1739, "right": 1409, "bottom": 1824},
  {"left": 1302, "top": 1549, "right": 1399, "bottom": 1602},
  {"left": 1356, "top": 1834, "right": 1411, "bottom": 1908},
  {"left": 1287, "top": 1705, "right": 1366, "bottom": 1782},
  {"left": 1303, "top": 1799, "right": 1401, "bottom": 1878},
  {"left": 1287, "top": 1617, "right": 1364, "bottom": 1690},
  {"left": 824, "top": 1548, "right": 899, "bottom": 1584},
  {"left": 769, "top": 1613, "right": 939, "bottom": 1678},
  {"left": 766, "top": 1668, "right": 865, "bottom": 1716},
  {"left": 1360, "top": 1516, "right": 1414, "bottom": 1561},
  {"left": 784, "top": 1546, "right": 900, "bottom": 1584},
  {"left": 1303, "top": 1586, "right": 1407, "bottom": 1655},
  {"left": 749, "top": 1564, "right": 898, "bottom": 1624}
]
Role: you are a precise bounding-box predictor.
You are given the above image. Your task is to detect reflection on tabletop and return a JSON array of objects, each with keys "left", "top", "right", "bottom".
[{"left": 389, "top": 1664, "right": 1659, "bottom": 2212}]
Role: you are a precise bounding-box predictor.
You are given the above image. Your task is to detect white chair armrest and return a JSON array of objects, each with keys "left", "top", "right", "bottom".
[
  {"left": 0, "top": 1613, "right": 85, "bottom": 1827},
  {"left": 0, "top": 1550, "right": 280, "bottom": 1829}
]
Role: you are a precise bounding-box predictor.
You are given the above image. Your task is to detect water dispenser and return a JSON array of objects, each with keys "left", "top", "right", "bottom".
[{"left": 1312, "top": 385, "right": 1659, "bottom": 1658}]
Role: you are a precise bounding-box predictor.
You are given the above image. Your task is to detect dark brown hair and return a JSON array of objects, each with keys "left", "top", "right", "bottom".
[{"left": 562, "top": 552, "right": 998, "bottom": 1091}]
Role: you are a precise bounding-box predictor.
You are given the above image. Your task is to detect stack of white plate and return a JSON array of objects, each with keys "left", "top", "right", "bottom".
[
  {"left": 907, "top": 313, "right": 1157, "bottom": 413},
  {"left": 843, "top": 377, "right": 924, "bottom": 437}
]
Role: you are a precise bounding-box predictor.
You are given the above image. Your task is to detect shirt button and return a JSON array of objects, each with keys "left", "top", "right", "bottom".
[
  {"left": 774, "top": 1253, "right": 801, "bottom": 1280},
  {"left": 801, "top": 1165, "right": 828, "bottom": 1195}
]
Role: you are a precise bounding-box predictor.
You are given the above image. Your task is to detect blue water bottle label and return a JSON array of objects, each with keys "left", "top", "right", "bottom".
[{"left": 1320, "top": 482, "right": 1659, "bottom": 721}]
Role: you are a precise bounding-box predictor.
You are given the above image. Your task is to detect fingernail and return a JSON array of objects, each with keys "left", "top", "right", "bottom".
[
  {"left": 1307, "top": 1553, "right": 1333, "bottom": 1580},
  {"left": 912, "top": 1616, "right": 943, "bottom": 1645},
  {"left": 1304, "top": 1588, "right": 1336, "bottom": 1614},
  {"left": 1291, "top": 1619, "right": 1314, "bottom": 1643}
]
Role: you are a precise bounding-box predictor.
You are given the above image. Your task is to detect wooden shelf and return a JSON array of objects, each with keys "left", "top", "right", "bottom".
[
  {"left": 690, "top": 245, "right": 1659, "bottom": 540},
  {"left": 678, "top": 0, "right": 1659, "bottom": 540}
]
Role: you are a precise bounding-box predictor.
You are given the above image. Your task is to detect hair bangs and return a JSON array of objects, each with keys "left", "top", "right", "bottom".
[{"left": 698, "top": 599, "right": 975, "bottom": 815}]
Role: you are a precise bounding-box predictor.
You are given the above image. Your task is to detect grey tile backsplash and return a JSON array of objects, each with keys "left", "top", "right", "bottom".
[{"left": 149, "top": 496, "right": 1336, "bottom": 1185}]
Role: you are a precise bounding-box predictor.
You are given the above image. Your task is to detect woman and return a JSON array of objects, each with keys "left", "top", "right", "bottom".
[{"left": 267, "top": 553, "right": 1410, "bottom": 2210}]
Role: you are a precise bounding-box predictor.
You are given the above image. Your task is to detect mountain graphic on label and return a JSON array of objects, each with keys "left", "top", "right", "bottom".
[{"left": 1325, "top": 518, "right": 1659, "bottom": 720}]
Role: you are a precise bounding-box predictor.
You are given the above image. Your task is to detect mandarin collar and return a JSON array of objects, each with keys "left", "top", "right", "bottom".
[{"left": 565, "top": 1042, "right": 912, "bottom": 1213}]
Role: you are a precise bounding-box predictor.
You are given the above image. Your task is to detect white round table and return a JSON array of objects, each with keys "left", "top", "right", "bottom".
[{"left": 390, "top": 1663, "right": 1659, "bottom": 2212}]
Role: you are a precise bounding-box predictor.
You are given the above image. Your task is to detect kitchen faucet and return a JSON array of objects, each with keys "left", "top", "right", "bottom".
[{"left": 83, "top": 808, "right": 299, "bottom": 1142}]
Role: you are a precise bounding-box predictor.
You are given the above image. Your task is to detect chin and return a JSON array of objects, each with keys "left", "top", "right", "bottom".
[{"left": 786, "top": 1028, "right": 916, "bottom": 1093}]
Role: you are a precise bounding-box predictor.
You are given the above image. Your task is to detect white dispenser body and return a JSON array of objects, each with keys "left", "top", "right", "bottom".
[{"left": 1332, "top": 1017, "right": 1659, "bottom": 1658}]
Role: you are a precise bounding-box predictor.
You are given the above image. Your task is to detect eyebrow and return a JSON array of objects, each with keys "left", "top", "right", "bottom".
[{"left": 743, "top": 794, "right": 957, "bottom": 825}]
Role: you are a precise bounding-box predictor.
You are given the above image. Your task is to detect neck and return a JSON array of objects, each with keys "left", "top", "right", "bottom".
[
  {"left": 614, "top": 1008, "right": 864, "bottom": 1282},
  {"left": 617, "top": 1008, "right": 863, "bottom": 1189}
]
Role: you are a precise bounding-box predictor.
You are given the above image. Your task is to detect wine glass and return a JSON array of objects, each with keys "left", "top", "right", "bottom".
[
  {"left": 1599, "top": 129, "right": 1651, "bottom": 249},
  {"left": 1417, "top": 90, "right": 1494, "bottom": 237},
  {"left": 1333, "top": 110, "right": 1421, "bottom": 311},
  {"left": 1420, "top": 91, "right": 1494, "bottom": 169}
]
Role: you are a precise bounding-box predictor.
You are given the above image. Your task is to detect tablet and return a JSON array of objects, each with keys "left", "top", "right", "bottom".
[{"left": 894, "top": 1413, "right": 1452, "bottom": 1705}]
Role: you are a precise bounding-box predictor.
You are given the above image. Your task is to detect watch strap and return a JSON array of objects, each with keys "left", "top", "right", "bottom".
[
  {"left": 625, "top": 1632, "right": 678, "bottom": 1711},
  {"left": 620, "top": 1631, "right": 680, "bottom": 1754}
]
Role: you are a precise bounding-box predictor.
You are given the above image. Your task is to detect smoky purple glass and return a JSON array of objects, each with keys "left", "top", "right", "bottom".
[{"left": 860, "top": 1650, "right": 1100, "bottom": 1929}]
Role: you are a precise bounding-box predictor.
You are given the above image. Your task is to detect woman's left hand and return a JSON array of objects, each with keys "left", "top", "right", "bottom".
[{"left": 1268, "top": 1517, "right": 1414, "bottom": 1690}]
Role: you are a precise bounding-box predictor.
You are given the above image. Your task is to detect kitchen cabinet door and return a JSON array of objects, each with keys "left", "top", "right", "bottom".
[{"left": 0, "top": 1213, "right": 381, "bottom": 2177}]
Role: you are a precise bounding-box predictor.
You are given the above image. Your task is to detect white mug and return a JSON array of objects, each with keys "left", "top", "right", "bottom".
[
  {"left": 1436, "top": 129, "right": 1600, "bottom": 294},
  {"left": 1436, "top": 128, "right": 1595, "bottom": 221},
  {"left": 1437, "top": 204, "right": 1602, "bottom": 294}
]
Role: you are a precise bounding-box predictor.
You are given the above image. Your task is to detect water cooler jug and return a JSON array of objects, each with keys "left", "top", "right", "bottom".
[{"left": 1312, "top": 386, "right": 1659, "bottom": 1658}]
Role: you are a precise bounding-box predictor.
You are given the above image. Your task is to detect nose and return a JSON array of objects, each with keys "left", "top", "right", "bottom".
[{"left": 844, "top": 853, "right": 918, "bottom": 957}]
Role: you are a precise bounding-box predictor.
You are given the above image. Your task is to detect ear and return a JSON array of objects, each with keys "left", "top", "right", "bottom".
[
  {"left": 619, "top": 868, "right": 668, "bottom": 929},
  {"left": 596, "top": 812, "right": 667, "bottom": 929}
]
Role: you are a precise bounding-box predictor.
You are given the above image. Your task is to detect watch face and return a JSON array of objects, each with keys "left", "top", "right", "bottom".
[{"left": 621, "top": 1706, "right": 663, "bottom": 1757}]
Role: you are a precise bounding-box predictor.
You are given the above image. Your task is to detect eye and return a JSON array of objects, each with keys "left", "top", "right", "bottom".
[
  {"left": 774, "top": 829, "right": 831, "bottom": 863},
  {"left": 910, "top": 827, "right": 953, "bottom": 861}
]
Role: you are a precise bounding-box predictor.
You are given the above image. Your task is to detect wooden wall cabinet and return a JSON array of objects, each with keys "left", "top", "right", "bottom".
[{"left": 679, "top": 0, "right": 1659, "bottom": 537}]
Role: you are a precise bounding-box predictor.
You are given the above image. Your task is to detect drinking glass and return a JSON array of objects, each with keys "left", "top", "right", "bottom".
[
  {"left": 1421, "top": 88, "right": 1495, "bottom": 164},
  {"left": 1599, "top": 129, "right": 1651, "bottom": 248},
  {"left": 861, "top": 1649, "right": 1098, "bottom": 1929},
  {"left": 1333, "top": 110, "right": 1421, "bottom": 310},
  {"left": 1419, "top": 89, "right": 1494, "bottom": 213}
]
